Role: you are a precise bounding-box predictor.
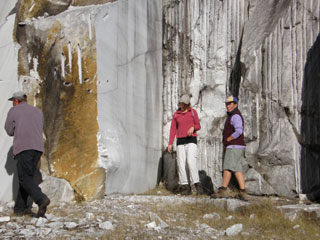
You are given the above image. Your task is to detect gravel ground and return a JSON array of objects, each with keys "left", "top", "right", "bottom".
[{"left": 0, "top": 194, "right": 319, "bottom": 239}]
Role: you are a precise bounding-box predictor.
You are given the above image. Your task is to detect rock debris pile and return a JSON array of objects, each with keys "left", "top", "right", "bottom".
[{"left": 0, "top": 194, "right": 320, "bottom": 239}]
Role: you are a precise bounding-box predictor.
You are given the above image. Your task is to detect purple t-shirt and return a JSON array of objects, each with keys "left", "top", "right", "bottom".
[
  {"left": 4, "top": 102, "right": 44, "bottom": 156},
  {"left": 227, "top": 114, "right": 245, "bottom": 149}
]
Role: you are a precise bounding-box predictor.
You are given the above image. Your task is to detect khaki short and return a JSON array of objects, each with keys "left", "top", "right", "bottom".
[{"left": 223, "top": 148, "right": 245, "bottom": 172}]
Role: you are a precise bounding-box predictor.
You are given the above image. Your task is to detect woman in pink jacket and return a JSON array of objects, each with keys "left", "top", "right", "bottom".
[{"left": 168, "top": 94, "right": 203, "bottom": 195}]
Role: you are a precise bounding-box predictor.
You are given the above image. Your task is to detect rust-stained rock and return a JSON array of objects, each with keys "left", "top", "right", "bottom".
[
  {"left": 16, "top": 0, "right": 71, "bottom": 21},
  {"left": 72, "top": 0, "right": 116, "bottom": 6},
  {"left": 15, "top": 4, "right": 105, "bottom": 200}
]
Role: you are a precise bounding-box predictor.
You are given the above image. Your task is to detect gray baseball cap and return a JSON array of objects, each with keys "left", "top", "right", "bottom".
[
  {"left": 179, "top": 94, "right": 190, "bottom": 105},
  {"left": 8, "top": 91, "right": 27, "bottom": 101}
]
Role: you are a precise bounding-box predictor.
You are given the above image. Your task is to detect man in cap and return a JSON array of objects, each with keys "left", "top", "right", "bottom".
[
  {"left": 4, "top": 91, "right": 50, "bottom": 217},
  {"left": 211, "top": 96, "right": 248, "bottom": 201}
]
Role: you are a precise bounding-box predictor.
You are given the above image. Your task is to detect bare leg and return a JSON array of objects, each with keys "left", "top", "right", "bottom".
[
  {"left": 222, "top": 170, "right": 232, "bottom": 188},
  {"left": 234, "top": 171, "right": 246, "bottom": 189}
]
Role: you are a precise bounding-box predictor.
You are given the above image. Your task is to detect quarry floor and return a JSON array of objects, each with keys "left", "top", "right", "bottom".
[{"left": 1, "top": 191, "right": 320, "bottom": 239}]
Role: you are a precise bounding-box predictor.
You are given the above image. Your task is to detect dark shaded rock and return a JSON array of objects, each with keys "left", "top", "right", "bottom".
[
  {"left": 199, "top": 170, "right": 214, "bottom": 195},
  {"left": 161, "top": 151, "right": 179, "bottom": 192},
  {"left": 160, "top": 152, "right": 214, "bottom": 195},
  {"left": 300, "top": 33, "right": 320, "bottom": 194}
]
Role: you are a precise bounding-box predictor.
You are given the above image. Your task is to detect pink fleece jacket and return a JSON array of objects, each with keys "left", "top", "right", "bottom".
[{"left": 169, "top": 108, "right": 201, "bottom": 145}]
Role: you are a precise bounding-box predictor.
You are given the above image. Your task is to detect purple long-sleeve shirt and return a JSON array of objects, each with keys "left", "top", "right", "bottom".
[
  {"left": 4, "top": 102, "right": 44, "bottom": 156},
  {"left": 227, "top": 114, "right": 245, "bottom": 149}
]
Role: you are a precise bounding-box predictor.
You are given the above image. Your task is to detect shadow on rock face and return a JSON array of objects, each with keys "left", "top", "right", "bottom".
[
  {"left": 158, "top": 151, "right": 214, "bottom": 195},
  {"left": 300, "top": 32, "right": 320, "bottom": 194},
  {"left": 199, "top": 170, "right": 214, "bottom": 195},
  {"left": 5, "top": 147, "right": 18, "bottom": 201},
  {"left": 158, "top": 150, "right": 179, "bottom": 193},
  {"left": 4, "top": 147, "right": 42, "bottom": 209}
]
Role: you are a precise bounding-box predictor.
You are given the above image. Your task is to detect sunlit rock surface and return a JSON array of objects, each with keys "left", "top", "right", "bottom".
[
  {"left": 40, "top": 171, "right": 75, "bottom": 205},
  {"left": 96, "top": 0, "right": 163, "bottom": 194},
  {"left": 162, "top": 0, "right": 320, "bottom": 197},
  {"left": 0, "top": 0, "right": 162, "bottom": 203},
  {"left": 15, "top": 4, "right": 105, "bottom": 200},
  {"left": 0, "top": 0, "right": 16, "bottom": 25},
  {"left": 0, "top": 13, "right": 19, "bottom": 203},
  {"left": 14, "top": 0, "right": 162, "bottom": 198}
]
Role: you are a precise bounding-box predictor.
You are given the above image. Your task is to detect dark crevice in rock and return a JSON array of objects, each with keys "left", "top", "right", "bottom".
[
  {"left": 228, "top": 29, "right": 245, "bottom": 98},
  {"left": 8, "top": 2, "right": 18, "bottom": 16},
  {"left": 300, "top": 32, "right": 320, "bottom": 194},
  {"left": 283, "top": 106, "right": 305, "bottom": 147}
]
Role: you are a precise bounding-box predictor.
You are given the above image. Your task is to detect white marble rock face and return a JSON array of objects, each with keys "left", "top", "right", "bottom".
[
  {"left": 95, "top": 0, "right": 163, "bottom": 194},
  {"left": 162, "top": 0, "right": 320, "bottom": 196},
  {"left": 0, "top": 0, "right": 163, "bottom": 203},
  {"left": 0, "top": 9, "right": 20, "bottom": 203}
]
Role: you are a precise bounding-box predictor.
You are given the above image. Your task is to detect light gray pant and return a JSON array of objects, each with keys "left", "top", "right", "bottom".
[{"left": 176, "top": 143, "right": 199, "bottom": 185}]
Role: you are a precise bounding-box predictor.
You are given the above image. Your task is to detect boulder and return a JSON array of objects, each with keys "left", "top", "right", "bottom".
[{"left": 40, "top": 171, "right": 75, "bottom": 204}]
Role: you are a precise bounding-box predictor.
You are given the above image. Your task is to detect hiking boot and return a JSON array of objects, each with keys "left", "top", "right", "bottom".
[
  {"left": 178, "top": 184, "right": 191, "bottom": 195},
  {"left": 195, "top": 182, "right": 204, "bottom": 195},
  {"left": 210, "top": 187, "right": 228, "bottom": 199},
  {"left": 238, "top": 189, "right": 249, "bottom": 201},
  {"left": 37, "top": 197, "right": 50, "bottom": 218}
]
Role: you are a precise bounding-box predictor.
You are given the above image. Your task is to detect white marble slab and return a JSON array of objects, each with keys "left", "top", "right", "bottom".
[
  {"left": 0, "top": 14, "right": 20, "bottom": 203},
  {"left": 96, "top": 0, "right": 163, "bottom": 194}
]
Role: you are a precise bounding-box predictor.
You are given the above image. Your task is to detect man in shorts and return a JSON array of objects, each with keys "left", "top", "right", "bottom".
[{"left": 211, "top": 96, "right": 248, "bottom": 201}]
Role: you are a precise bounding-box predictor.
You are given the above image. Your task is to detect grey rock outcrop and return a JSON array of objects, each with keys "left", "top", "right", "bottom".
[
  {"left": 40, "top": 171, "right": 75, "bottom": 205},
  {"left": 1, "top": 0, "right": 162, "bottom": 202},
  {"left": 225, "top": 223, "right": 243, "bottom": 236},
  {"left": 162, "top": 0, "right": 320, "bottom": 197}
]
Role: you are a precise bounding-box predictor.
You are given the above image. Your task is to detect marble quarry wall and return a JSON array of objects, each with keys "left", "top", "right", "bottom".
[
  {"left": 95, "top": 0, "right": 162, "bottom": 194},
  {"left": 0, "top": 0, "right": 162, "bottom": 203},
  {"left": 300, "top": 32, "right": 320, "bottom": 194},
  {"left": 0, "top": 2, "right": 20, "bottom": 203},
  {"left": 162, "top": 0, "right": 320, "bottom": 197}
]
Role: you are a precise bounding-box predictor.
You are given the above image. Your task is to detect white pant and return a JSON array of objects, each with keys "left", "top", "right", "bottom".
[{"left": 176, "top": 143, "right": 199, "bottom": 185}]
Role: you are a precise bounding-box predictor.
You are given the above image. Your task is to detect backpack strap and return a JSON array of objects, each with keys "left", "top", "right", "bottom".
[{"left": 174, "top": 109, "right": 194, "bottom": 120}]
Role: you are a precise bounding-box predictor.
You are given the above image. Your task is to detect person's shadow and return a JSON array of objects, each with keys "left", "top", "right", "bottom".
[
  {"left": 4, "top": 147, "right": 19, "bottom": 202},
  {"left": 5, "top": 147, "right": 42, "bottom": 210}
]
